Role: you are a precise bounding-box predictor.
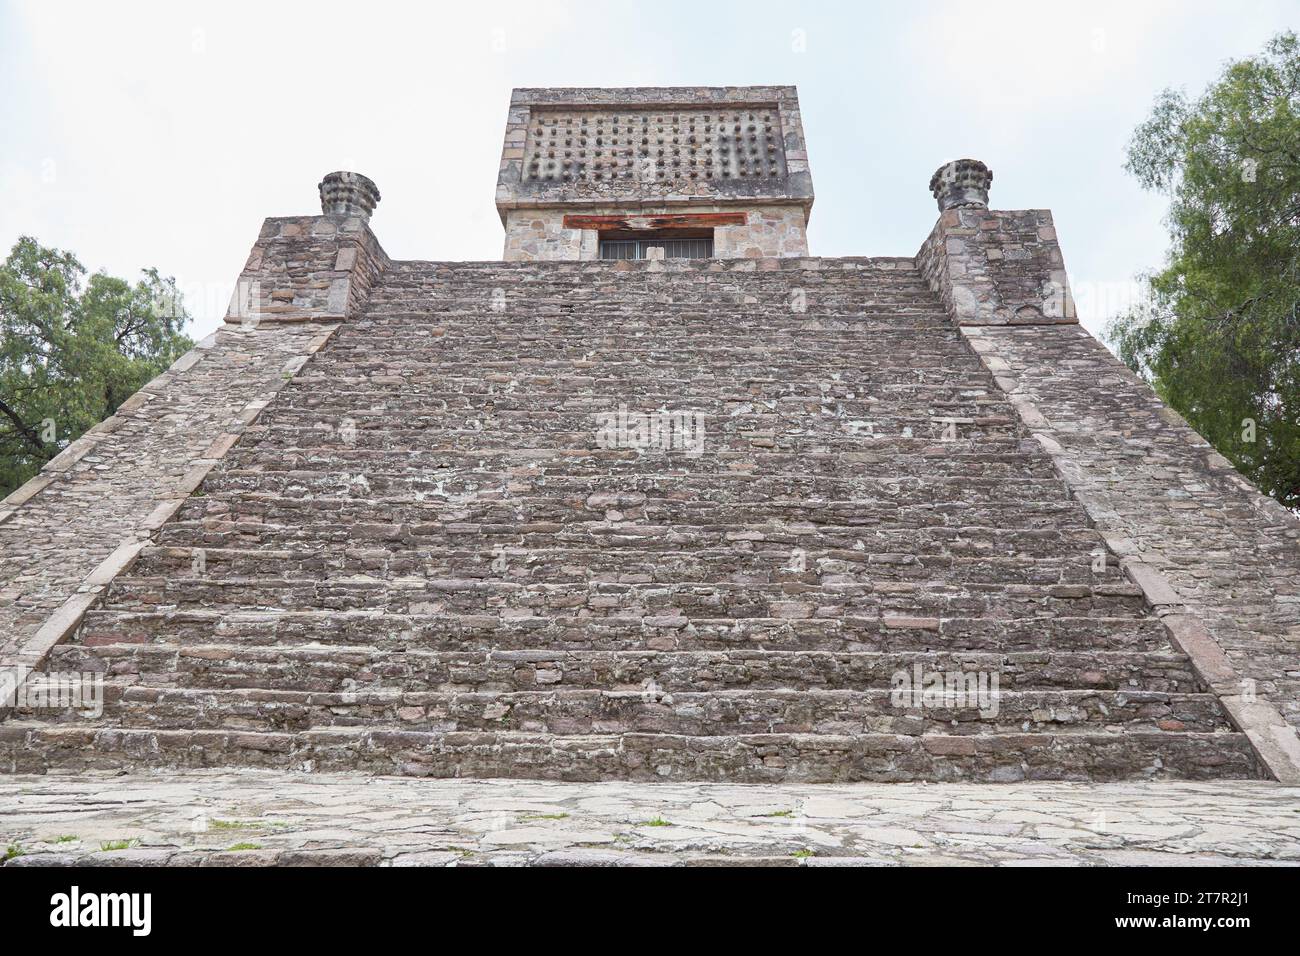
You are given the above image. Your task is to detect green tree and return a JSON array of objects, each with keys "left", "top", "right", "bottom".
[
  {"left": 1109, "top": 31, "right": 1300, "bottom": 510},
  {"left": 0, "top": 236, "right": 193, "bottom": 496}
]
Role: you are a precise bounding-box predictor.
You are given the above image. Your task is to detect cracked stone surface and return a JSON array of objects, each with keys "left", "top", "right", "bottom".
[{"left": 2, "top": 771, "right": 1297, "bottom": 866}]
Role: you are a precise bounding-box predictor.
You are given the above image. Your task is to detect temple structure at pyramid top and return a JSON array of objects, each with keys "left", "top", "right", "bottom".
[{"left": 495, "top": 86, "right": 815, "bottom": 260}]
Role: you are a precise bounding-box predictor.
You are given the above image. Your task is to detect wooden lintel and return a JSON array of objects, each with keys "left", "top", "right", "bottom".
[{"left": 561, "top": 213, "right": 748, "bottom": 231}]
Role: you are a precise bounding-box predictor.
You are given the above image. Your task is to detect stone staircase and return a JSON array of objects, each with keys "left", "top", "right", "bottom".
[{"left": 0, "top": 257, "right": 1262, "bottom": 782}]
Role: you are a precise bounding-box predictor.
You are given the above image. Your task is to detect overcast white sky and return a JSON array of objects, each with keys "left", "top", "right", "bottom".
[{"left": 2, "top": 0, "right": 1296, "bottom": 339}]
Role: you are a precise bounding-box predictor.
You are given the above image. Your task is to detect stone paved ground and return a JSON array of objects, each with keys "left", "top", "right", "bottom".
[{"left": 2, "top": 772, "right": 1297, "bottom": 866}]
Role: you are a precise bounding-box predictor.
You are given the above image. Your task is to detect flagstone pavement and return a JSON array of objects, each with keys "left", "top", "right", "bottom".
[{"left": 2, "top": 772, "right": 1298, "bottom": 866}]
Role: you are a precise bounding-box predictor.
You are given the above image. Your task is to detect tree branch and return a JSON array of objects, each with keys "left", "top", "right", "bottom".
[{"left": 0, "top": 396, "right": 50, "bottom": 459}]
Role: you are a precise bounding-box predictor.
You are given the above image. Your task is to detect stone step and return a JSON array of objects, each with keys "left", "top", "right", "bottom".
[
  {"left": 190, "top": 461, "right": 1057, "bottom": 486},
  {"left": 286, "top": 354, "right": 987, "bottom": 373},
  {"left": 263, "top": 390, "right": 1006, "bottom": 415},
  {"left": 299, "top": 355, "right": 977, "bottom": 376},
  {"left": 212, "top": 454, "right": 1062, "bottom": 487},
  {"left": 270, "top": 417, "right": 990, "bottom": 438},
  {"left": 357, "top": 309, "right": 953, "bottom": 325},
  {"left": 369, "top": 292, "right": 942, "bottom": 303},
  {"left": 284, "top": 379, "right": 988, "bottom": 397},
  {"left": 47, "top": 644, "right": 1203, "bottom": 694},
  {"left": 382, "top": 274, "right": 938, "bottom": 282},
  {"left": 354, "top": 324, "right": 952, "bottom": 340},
  {"left": 358, "top": 288, "right": 943, "bottom": 303},
  {"left": 374, "top": 276, "right": 937, "bottom": 284},
  {"left": 361, "top": 303, "right": 949, "bottom": 318},
  {"left": 0, "top": 724, "right": 1262, "bottom": 782},
  {"left": 376, "top": 270, "right": 931, "bottom": 286},
  {"left": 245, "top": 410, "right": 1016, "bottom": 434},
  {"left": 376, "top": 279, "right": 933, "bottom": 291},
  {"left": 157, "top": 508, "right": 1101, "bottom": 552},
  {"left": 170, "top": 504, "right": 1096, "bottom": 545},
  {"left": 367, "top": 272, "right": 930, "bottom": 281},
  {"left": 375, "top": 294, "right": 939, "bottom": 305},
  {"left": 220, "top": 440, "right": 1043, "bottom": 475},
  {"left": 157, "top": 509, "right": 1102, "bottom": 544},
  {"left": 271, "top": 387, "right": 1000, "bottom": 408},
  {"left": 236, "top": 430, "right": 1017, "bottom": 457},
  {"left": 179, "top": 479, "right": 1075, "bottom": 515},
  {"left": 343, "top": 310, "right": 953, "bottom": 327},
  {"left": 372, "top": 273, "right": 933, "bottom": 283},
  {"left": 213, "top": 454, "right": 1047, "bottom": 483},
  {"left": 147, "top": 533, "right": 1113, "bottom": 574},
  {"left": 370, "top": 275, "right": 935, "bottom": 286},
  {"left": 359, "top": 302, "right": 951, "bottom": 311},
  {"left": 23, "top": 686, "right": 1231, "bottom": 736},
  {"left": 179, "top": 490, "right": 1069, "bottom": 526},
  {"left": 365, "top": 284, "right": 939, "bottom": 298},
  {"left": 369, "top": 282, "right": 937, "bottom": 299},
  {"left": 100, "top": 575, "right": 1151, "bottom": 619},
  {"left": 358, "top": 291, "right": 946, "bottom": 304},
  {"left": 248, "top": 415, "right": 1013, "bottom": 441},
  {"left": 77, "top": 610, "right": 1168, "bottom": 652},
  {"left": 130, "top": 546, "right": 1123, "bottom": 589},
  {"left": 389, "top": 254, "right": 916, "bottom": 269},
  {"left": 146, "top": 523, "right": 1109, "bottom": 561},
  {"left": 370, "top": 278, "right": 935, "bottom": 290}
]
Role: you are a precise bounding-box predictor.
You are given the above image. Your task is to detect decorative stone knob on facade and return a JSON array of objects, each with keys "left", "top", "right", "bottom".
[
  {"left": 929, "top": 159, "right": 993, "bottom": 211},
  {"left": 319, "top": 171, "right": 381, "bottom": 221}
]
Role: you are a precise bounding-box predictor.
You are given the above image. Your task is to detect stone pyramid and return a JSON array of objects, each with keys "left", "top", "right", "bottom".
[{"left": 2, "top": 87, "right": 1297, "bottom": 786}]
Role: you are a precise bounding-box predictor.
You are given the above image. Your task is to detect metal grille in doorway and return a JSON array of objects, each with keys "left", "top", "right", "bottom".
[{"left": 599, "top": 238, "right": 714, "bottom": 260}]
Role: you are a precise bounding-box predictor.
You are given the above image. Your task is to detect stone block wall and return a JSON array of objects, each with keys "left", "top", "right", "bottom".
[
  {"left": 501, "top": 209, "right": 591, "bottom": 260},
  {"left": 917, "top": 208, "right": 1076, "bottom": 326},
  {"left": 228, "top": 215, "right": 389, "bottom": 324},
  {"left": 502, "top": 203, "right": 809, "bottom": 261},
  {"left": 714, "top": 205, "right": 808, "bottom": 258}
]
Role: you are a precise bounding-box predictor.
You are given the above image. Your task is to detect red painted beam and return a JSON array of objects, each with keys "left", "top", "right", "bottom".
[{"left": 561, "top": 213, "right": 747, "bottom": 231}]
